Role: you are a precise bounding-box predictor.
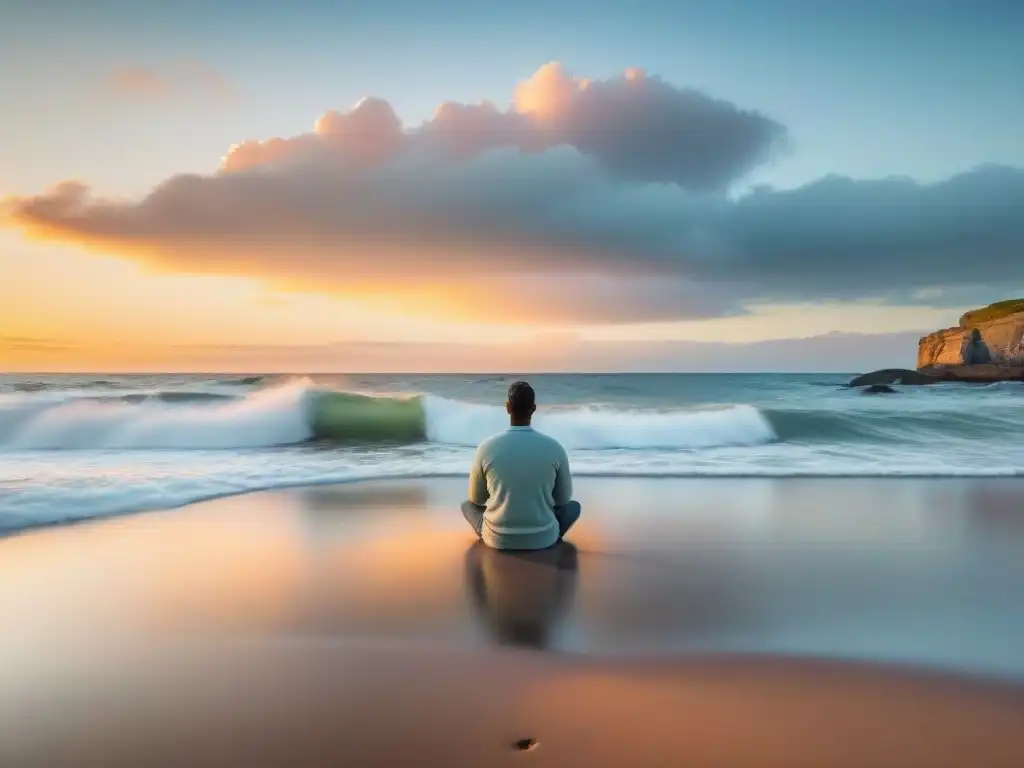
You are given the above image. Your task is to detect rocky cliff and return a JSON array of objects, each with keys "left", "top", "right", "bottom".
[{"left": 917, "top": 303, "right": 1024, "bottom": 369}]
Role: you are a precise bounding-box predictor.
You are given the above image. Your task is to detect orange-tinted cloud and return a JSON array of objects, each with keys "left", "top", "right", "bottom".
[
  {"left": 105, "top": 62, "right": 234, "bottom": 102},
  {"left": 107, "top": 68, "right": 173, "bottom": 100},
  {"left": 5, "top": 63, "right": 1023, "bottom": 325},
  {"left": 0, "top": 171, "right": 739, "bottom": 324},
  {"left": 0, "top": 335, "right": 80, "bottom": 353},
  {"left": 222, "top": 97, "right": 404, "bottom": 172}
]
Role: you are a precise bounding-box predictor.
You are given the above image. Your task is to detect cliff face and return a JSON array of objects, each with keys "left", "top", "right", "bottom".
[{"left": 917, "top": 308, "right": 1024, "bottom": 369}]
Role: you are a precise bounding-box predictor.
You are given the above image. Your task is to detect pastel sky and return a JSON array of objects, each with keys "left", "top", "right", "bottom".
[{"left": 2, "top": 0, "right": 1023, "bottom": 372}]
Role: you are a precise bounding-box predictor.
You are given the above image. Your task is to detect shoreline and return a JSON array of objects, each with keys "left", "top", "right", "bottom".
[
  {"left": 5, "top": 477, "right": 1024, "bottom": 675},
  {"left": 5, "top": 471, "right": 1024, "bottom": 540}
]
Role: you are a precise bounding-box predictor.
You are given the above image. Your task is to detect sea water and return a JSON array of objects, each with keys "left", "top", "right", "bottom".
[{"left": 2, "top": 373, "right": 1023, "bottom": 533}]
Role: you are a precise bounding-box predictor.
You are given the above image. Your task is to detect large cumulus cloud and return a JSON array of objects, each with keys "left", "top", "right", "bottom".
[
  {"left": 218, "top": 62, "right": 785, "bottom": 189},
  {"left": 4, "top": 63, "right": 1023, "bottom": 324}
]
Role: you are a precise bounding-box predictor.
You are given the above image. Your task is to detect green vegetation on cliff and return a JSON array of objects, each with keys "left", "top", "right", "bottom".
[{"left": 959, "top": 299, "right": 1024, "bottom": 328}]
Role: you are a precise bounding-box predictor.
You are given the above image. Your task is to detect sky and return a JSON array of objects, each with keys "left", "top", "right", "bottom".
[{"left": 2, "top": 0, "right": 1023, "bottom": 372}]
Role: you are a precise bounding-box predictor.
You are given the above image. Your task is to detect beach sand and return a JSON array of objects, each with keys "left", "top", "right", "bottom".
[{"left": 3, "top": 477, "right": 1024, "bottom": 765}]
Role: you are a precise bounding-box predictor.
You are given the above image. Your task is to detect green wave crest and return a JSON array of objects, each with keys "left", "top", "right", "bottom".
[{"left": 310, "top": 391, "right": 427, "bottom": 442}]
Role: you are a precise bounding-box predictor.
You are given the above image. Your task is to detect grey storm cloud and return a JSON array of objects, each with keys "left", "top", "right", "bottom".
[{"left": 4, "top": 63, "right": 1023, "bottom": 324}]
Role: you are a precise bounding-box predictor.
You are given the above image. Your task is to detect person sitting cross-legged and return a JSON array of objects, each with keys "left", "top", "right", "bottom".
[{"left": 461, "top": 381, "right": 581, "bottom": 550}]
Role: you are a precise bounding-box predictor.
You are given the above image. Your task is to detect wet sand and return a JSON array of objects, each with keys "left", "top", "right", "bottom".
[{"left": 2, "top": 477, "right": 1024, "bottom": 765}]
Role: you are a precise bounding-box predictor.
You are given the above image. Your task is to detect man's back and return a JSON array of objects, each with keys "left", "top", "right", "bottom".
[{"left": 469, "top": 426, "right": 572, "bottom": 550}]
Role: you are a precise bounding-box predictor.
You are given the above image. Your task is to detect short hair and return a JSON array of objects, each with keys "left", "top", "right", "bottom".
[{"left": 507, "top": 380, "right": 536, "bottom": 416}]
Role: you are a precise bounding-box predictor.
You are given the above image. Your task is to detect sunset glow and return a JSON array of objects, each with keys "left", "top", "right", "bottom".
[{"left": 3, "top": 2, "right": 1022, "bottom": 372}]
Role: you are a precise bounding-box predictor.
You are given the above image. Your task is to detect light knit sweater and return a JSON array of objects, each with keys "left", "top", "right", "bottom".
[{"left": 468, "top": 426, "right": 572, "bottom": 550}]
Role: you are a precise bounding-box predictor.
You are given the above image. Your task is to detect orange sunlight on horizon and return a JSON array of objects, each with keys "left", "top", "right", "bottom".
[
  {"left": 2, "top": 233, "right": 957, "bottom": 373},
  {"left": 1, "top": 233, "right": 559, "bottom": 372}
]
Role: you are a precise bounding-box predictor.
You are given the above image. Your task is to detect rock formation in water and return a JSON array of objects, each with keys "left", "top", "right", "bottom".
[
  {"left": 849, "top": 300, "right": 1024, "bottom": 387},
  {"left": 860, "top": 384, "right": 898, "bottom": 395},
  {"left": 847, "top": 369, "right": 938, "bottom": 387},
  {"left": 917, "top": 363, "right": 1024, "bottom": 382}
]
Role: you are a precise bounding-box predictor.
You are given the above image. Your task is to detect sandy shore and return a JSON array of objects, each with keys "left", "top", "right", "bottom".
[{"left": 3, "top": 477, "right": 1024, "bottom": 765}]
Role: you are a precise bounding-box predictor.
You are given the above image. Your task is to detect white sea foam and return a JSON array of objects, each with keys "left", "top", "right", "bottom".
[
  {"left": 0, "top": 380, "right": 314, "bottom": 450},
  {"left": 423, "top": 396, "right": 776, "bottom": 449}
]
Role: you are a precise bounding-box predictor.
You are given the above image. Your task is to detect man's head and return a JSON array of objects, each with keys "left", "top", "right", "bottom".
[{"left": 506, "top": 380, "right": 536, "bottom": 425}]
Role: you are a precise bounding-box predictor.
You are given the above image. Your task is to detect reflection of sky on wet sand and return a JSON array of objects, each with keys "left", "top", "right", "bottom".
[
  {"left": 465, "top": 541, "right": 579, "bottom": 650},
  {"left": 3, "top": 477, "right": 1024, "bottom": 680}
]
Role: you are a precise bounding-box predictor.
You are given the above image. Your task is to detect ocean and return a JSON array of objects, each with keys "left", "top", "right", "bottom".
[{"left": 2, "top": 372, "right": 1023, "bottom": 534}]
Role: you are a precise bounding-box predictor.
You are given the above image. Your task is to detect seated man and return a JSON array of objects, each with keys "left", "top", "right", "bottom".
[{"left": 462, "top": 381, "right": 581, "bottom": 550}]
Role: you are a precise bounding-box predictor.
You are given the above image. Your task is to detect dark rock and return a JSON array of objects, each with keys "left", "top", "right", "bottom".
[
  {"left": 919, "top": 363, "right": 1024, "bottom": 383},
  {"left": 861, "top": 384, "right": 898, "bottom": 395},
  {"left": 960, "top": 328, "right": 993, "bottom": 365},
  {"left": 847, "top": 369, "right": 938, "bottom": 387}
]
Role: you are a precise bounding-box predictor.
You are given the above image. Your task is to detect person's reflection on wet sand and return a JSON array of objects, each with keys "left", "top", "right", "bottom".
[{"left": 464, "top": 540, "right": 579, "bottom": 649}]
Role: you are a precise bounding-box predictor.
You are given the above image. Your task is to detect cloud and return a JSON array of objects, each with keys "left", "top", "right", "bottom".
[
  {"left": 107, "top": 68, "right": 173, "bottom": 100},
  {"left": 674, "top": 165, "right": 1024, "bottom": 313},
  {"left": 0, "top": 335, "right": 80, "bottom": 352},
  {"left": 219, "top": 63, "right": 783, "bottom": 190},
  {"left": 4, "top": 63, "right": 1023, "bottom": 325},
  {"left": 104, "top": 62, "right": 234, "bottom": 102}
]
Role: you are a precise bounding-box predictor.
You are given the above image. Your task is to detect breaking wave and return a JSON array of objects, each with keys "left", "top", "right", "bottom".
[
  {"left": 0, "top": 380, "right": 776, "bottom": 451},
  {"left": 3, "top": 377, "right": 1021, "bottom": 452}
]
